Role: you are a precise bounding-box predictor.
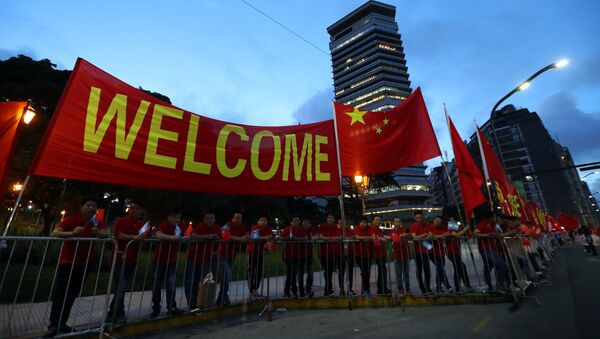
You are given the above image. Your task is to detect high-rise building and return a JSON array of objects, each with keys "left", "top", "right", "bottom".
[
  {"left": 327, "top": 1, "right": 438, "bottom": 222},
  {"left": 468, "top": 104, "right": 595, "bottom": 224},
  {"left": 429, "top": 160, "right": 463, "bottom": 208}
]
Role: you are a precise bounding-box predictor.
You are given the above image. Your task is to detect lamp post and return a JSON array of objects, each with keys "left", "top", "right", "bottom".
[
  {"left": 581, "top": 171, "right": 599, "bottom": 180},
  {"left": 589, "top": 192, "right": 600, "bottom": 198},
  {"left": 489, "top": 59, "right": 569, "bottom": 163},
  {"left": 353, "top": 175, "right": 370, "bottom": 215}
]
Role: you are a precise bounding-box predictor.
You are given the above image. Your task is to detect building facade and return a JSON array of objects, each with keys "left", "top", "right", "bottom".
[{"left": 327, "top": 1, "right": 439, "bottom": 222}]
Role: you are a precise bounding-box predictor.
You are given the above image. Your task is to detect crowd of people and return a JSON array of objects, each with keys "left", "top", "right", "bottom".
[{"left": 41, "top": 196, "right": 569, "bottom": 337}]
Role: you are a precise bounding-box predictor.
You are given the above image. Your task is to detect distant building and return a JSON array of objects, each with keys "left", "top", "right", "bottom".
[
  {"left": 468, "top": 104, "right": 595, "bottom": 224},
  {"left": 327, "top": 1, "right": 439, "bottom": 222},
  {"left": 429, "top": 160, "right": 463, "bottom": 208}
]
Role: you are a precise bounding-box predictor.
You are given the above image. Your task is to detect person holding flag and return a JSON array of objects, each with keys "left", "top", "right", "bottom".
[
  {"left": 370, "top": 216, "right": 390, "bottom": 295},
  {"left": 353, "top": 216, "right": 374, "bottom": 299},
  {"left": 106, "top": 199, "right": 146, "bottom": 324},
  {"left": 184, "top": 212, "right": 221, "bottom": 310},
  {"left": 247, "top": 216, "right": 273, "bottom": 300},
  {"left": 280, "top": 216, "right": 304, "bottom": 298},
  {"left": 474, "top": 211, "right": 510, "bottom": 292},
  {"left": 389, "top": 217, "right": 412, "bottom": 295},
  {"left": 317, "top": 215, "right": 343, "bottom": 297},
  {"left": 410, "top": 211, "right": 433, "bottom": 295},
  {"left": 45, "top": 197, "right": 108, "bottom": 337},
  {"left": 298, "top": 218, "right": 316, "bottom": 297},
  {"left": 215, "top": 212, "right": 247, "bottom": 306},
  {"left": 445, "top": 217, "right": 473, "bottom": 293},
  {"left": 151, "top": 210, "right": 184, "bottom": 318}
]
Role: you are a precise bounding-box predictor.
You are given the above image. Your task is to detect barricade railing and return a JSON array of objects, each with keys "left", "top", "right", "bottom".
[{"left": 0, "top": 233, "right": 556, "bottom": 337}]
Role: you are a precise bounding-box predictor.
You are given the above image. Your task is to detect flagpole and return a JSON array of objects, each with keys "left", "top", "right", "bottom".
[
  {"left": 442, "top": 105, "right": 466, "bottom": 226},
  {"left": 3, "top": 175, "right": 30, "bottom": 236},
  {"left": 331, "top": 101, "right": 351, "bottom": 297},
  {"left": 474, "top": 122, "right": 494, "bottom": 210}
]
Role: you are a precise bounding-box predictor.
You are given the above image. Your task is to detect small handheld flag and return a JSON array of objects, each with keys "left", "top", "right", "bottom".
[
  {"left": 422, "top": 241, "right": 433, "bottom": 251},
  {"left": 391, "top": 232, "right": 400, "bottom": 243},
  {"left": 448, "top": 221, "right": 460, "bottom": 231},
  {"left": 138, "top": 222, "right": 150, "bottom": 237},
  {"left": 175, "top": 224, "right": 182, "bottom": 237},
  {"left": 250, "top": 229, "right": 260, "bottom": 240},
  {"left": 185, "top": 225, "right": 193, "bottom": 237}
]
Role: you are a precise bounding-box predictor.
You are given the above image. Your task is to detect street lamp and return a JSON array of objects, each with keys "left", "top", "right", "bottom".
[
  {"left": 581, "top": 171, "right": 599, "bottom": 180},
  {"left": 354, "top": 175, "right": 370, "bottom": 215},
  {"left": 23, "top": 106, "right": 36, "bottom": 125},
  {"left": 589, "top": 192, "right": 600, "bottom": 198},
  {"left": 12, "top": 183, "right": 23, "bottom": 192},
  {"left": 490, "top": 59, "right": 569, "bottom": 163}
]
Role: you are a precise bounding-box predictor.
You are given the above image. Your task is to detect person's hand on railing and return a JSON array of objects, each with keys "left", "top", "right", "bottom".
[{"left": 72, "top": 226, "right": 86, "bottom": 236}]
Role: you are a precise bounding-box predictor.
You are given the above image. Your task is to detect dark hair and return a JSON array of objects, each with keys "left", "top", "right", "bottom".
[
  {"left": 80, "top": 196, "right": 99, "bottom": 206},
  {"left": 203, "top": 211, "right": 215, "bottom": 218},
  {"left": 167, "top": 209, "right": 182, "bottom": 217},
  {"left": 358, "top": 215, "right": 368, "bottom": 222},
  {"left": 413, "top": 210, "right": 423, "bottom": 216},
  {"left": 290, "top": 215, "right": 301, "bottom": 221},
  {"left": 483, "top": 210, "right": 496, "bottom": 219},
  {"left": 433, "top": 215, "right": 443, "bottom": 220},
  {"left": 129, "top": 199, "right": 144, "bottom": 208}
]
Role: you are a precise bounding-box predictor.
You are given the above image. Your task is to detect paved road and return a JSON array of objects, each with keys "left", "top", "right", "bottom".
[{"left": 136, "top": 242, "right": 600, "bottom": 339}]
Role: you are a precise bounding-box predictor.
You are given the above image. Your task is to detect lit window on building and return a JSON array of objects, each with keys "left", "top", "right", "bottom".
[
  {"left": 351, "top": 75, "right": 376, "bottom": 89},
  {"left": 378, "top": 43, "right": 396, "bottom": 51}
]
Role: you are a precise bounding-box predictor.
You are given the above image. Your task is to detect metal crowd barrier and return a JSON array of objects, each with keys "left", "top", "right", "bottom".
[{"left": 0, "top": 233, "right": 557, "bottom": 338}]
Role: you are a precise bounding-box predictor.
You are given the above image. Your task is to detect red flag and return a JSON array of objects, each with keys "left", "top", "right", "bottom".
[
  {"left": 334, "top": 87, "right": 441, "bottom": 176},
  {"left": 447, "top": 114, "right": 486, "bottom": 222},
  {"left": 557, "top": 212, "right": 579, "bottom": 231},
  {"left": 476, "top": 127, "right": 514, "bottom": 194},
  {"left": 0, "top": 102, "right": 28, "bottom": 192}
]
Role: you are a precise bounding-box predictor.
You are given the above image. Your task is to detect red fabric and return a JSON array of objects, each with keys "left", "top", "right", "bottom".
[
  {"left": 0, "top": 102, "right": 27, "bottom": 193},
  {"left": 409, "top": 223, "right": 432, "bottom": 254},
  {"left": 353, "top": 226, "right": 373, "bottom": 258},
  {"left": 476, "top": 128, "right": 514, "bottom": 195},
  {"left": 187, "top": 223, "right": 221, "bottom": 263},
  {"left": 318, "top": 223, "right": 341, "bottom": 257},
  {"left": 216, "top": 222, "right": 247, "bottom": 259},
  {"left": 334, "top": 87, "right": 441, "bottom": 176},
  {"left": 113, "top": 216, "right": 145, "bottom": 264},
  {"left": 476, "top": 220, "right": 502, "bottom": 252},
  {"left": 448, "top": 115, "right": 486, "bottom": 221},
  {"left": 430, "top": 225, "right": 447, "bottom": 257},
  {"left": 29, "top": 58, "right": 340, "bottom": 197},
  {"left": 247, "top": 224, "right": 273, "bottom": 256},
  {"left": 58, "top": 214, "right": 108, "bottom": 265},
  {"left": 390, "top": 228, "right": 409, "bottom": 260},
  {"left": 370, "top": 226, "right": 386, "bottom": 259},
  {"left": 281, "top": 226, "right": 306, "bottom": 259},
  {"left": 153, "top": 221, "right": 180, "bottom": 263},
  {"left": 557, "top": 212, "right": 579, "bottom": 231}
]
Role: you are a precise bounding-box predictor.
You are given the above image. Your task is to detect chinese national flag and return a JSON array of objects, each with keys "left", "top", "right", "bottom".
[
  {"left": 476, "top": 127, "right": 515, "bottom": 195},
  {"left": 557, "top": 212, "right": 579, "bottom": 231},
  {"left": 334, "top": 87, "right": 441, "bottom": 176},
  {"left": 0, "top": 102, "right": 28, "bottom": 193},
  {"left": 447, "top": 114, "right": 486, "bottom": 221}
]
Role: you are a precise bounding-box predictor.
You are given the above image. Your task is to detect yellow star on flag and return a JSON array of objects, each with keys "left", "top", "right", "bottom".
[
  {"left": 375, "top": 127, "right": 382, "bottom": 135},
  {"left": 383, "top": 118, "right": 389, "bottom": 125},
  {"left": 345, "top": 107, "right": 367, "bottom": 125}
]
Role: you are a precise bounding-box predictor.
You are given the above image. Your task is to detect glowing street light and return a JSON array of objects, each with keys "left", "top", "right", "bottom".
[
  {"left": 23, "top": 107, "right": 36, "bottom": 125},
  {"left": 589, "top": 192, "right": 600, "bottom": 198},
  {"left": 12, "top": 183, "right": 23, "bottom": 192}
]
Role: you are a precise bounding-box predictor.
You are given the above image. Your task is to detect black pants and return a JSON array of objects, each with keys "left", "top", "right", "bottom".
[
  {"left": 375, "top": 258, "right": 389, "bottom": 293},
  {"left": 297, "top": 256, "right": 312, "bottom": 294},
  {"left": 108, "top": 263, "right": 136, "bottom": 318},
  {"left": 345, "top": 255, "right": 355, "bottom": 291},
  {"left": 429, "top": 255, "right": 451, "bottom": 290},
  {"left": 447, "top": 254, "right": 471, "bottom": 290},
  {"left": 320, "top": 256, "right": 344, "bottom": 295},
  {"left": 49, "top": 264, "right": 88, "bottom": 328},
  {"left": 355, "top": 256, "right": 371, "bottom": 293},
  {"left": 284, "top": 258, "right": 299, "bottom": 295},
  {"left": 248, "top": 255, "right": 264, "bottom": 292},
  {"left": 414, "top": 252, "right": 431, "bottom": 293}
]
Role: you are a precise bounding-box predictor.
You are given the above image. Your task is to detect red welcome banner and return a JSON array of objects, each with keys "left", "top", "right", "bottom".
[{"left": 30, "top": 59, "right": 340, "bottom": 196}]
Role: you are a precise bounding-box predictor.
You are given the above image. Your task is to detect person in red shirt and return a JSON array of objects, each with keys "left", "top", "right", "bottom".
[
  {"left": 216, "top": 212, "right": 247, "bottom": 306},
  {"left": 151, "top": 210, "right": 184, "bottom": 317},
  {"left": 317, "top": 214, "right": 343, "bottom": 296},
  {"left": 298, "top": 218, "right": 315, "bottom": 297},
  {"left": 45, "top": 197, "right": 108, "bottom": 336},
  {"left": 247, "top": 216, "right": 273, "bottom": 299},
  {"left": 341, "top": 220, "right": 356, "bottom": 296},
  {"left": 371, "top": 216, "right": 390, "bottom": 295},
  {"left": 474, "top": 211, "right": 510, "bottom": 291},
  {"left": 389, "top": 217, "right": 412, "bottom": 295},
  {"left": 106, "top": 200, "right": 145, "bottom": 323},
  {"left": 409, "top": 211, "right": 433, "bottom": 294},
  {"left": 280, "top": 216, "right": 304, "bottom": 298},
  {"left": 354, "top": 216, "right": 374, "bottom": 299},
  {"left": 445, "top": 216, "right": 472, "bottom": 292},
  {"left": 429, "top": 216, "right": 451, "bottom": 293},
  {"left": 184, "top": 212, "right": 220, "bottom": 310}
]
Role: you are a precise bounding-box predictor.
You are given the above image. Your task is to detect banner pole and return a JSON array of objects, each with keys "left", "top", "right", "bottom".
[
  {"left": 475, "top": 122, "right": 494, "bottom": 210},
  {"left": 443, "top": 105, "right": 466, "bottom": 226},
  {"left": 2, "top": 175, "right": 30, "bottom": 236},
  {"left": 331, "top": 101, "right": 351, "bottom": 296}
]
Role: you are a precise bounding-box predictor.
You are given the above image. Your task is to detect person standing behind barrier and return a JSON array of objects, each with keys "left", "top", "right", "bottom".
[
  {"left": 354, "top": 216, "right": 374, "bottom": 299},
  {"left": 298, "top": 218, "right": 315, "bottom": 297},
  {"left": 45, "top": 197, "right": 108, "bottom": 337},
  {"left": 317, "top": 214, "right": 343, "bottom": 297},
  {"left": 341, "top": 220, "right": 356, "bottom": 296},
  {"left": 410, "top": 211, "right": 433, "bottom": 295},
  {"left": 430, "top": 216, "right": 452, "bottom": 293},
  {"left": 370, "top": 216, "right": 390, "bottom": 295},
  {"left": 151, "top": 210, "right": 184, "bottom": 318},
  {"left": 389, "top": 217, "right": 412, "bottom": 295},
  {"left": 215, "top": 212, "right": 247, "bottom": 306},
  {"left": 247, "top": 216, "right": 274, "bottom": 300},
  {"left": 106, "top": 200, "right": 145, "bottom": 324},
  {"left": 445, "top": 218, "right": 472, "bottom": 293},
  {"left": 281, "top": 216, "right": 304, "bottom": 298},
  {"left": 184, "top": 212, "right": 220, "bottom": 310},
  {"left": 580, "top": 225, "right": 598, "bottom": 256},
  {"left": 474, "top": 211, "right": 510, "bottom": 292}
]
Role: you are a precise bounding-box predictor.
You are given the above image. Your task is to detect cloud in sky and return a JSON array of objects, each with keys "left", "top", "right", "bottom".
[{"left": 291, "top": 88, "right": 333, "bottom": 124}]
